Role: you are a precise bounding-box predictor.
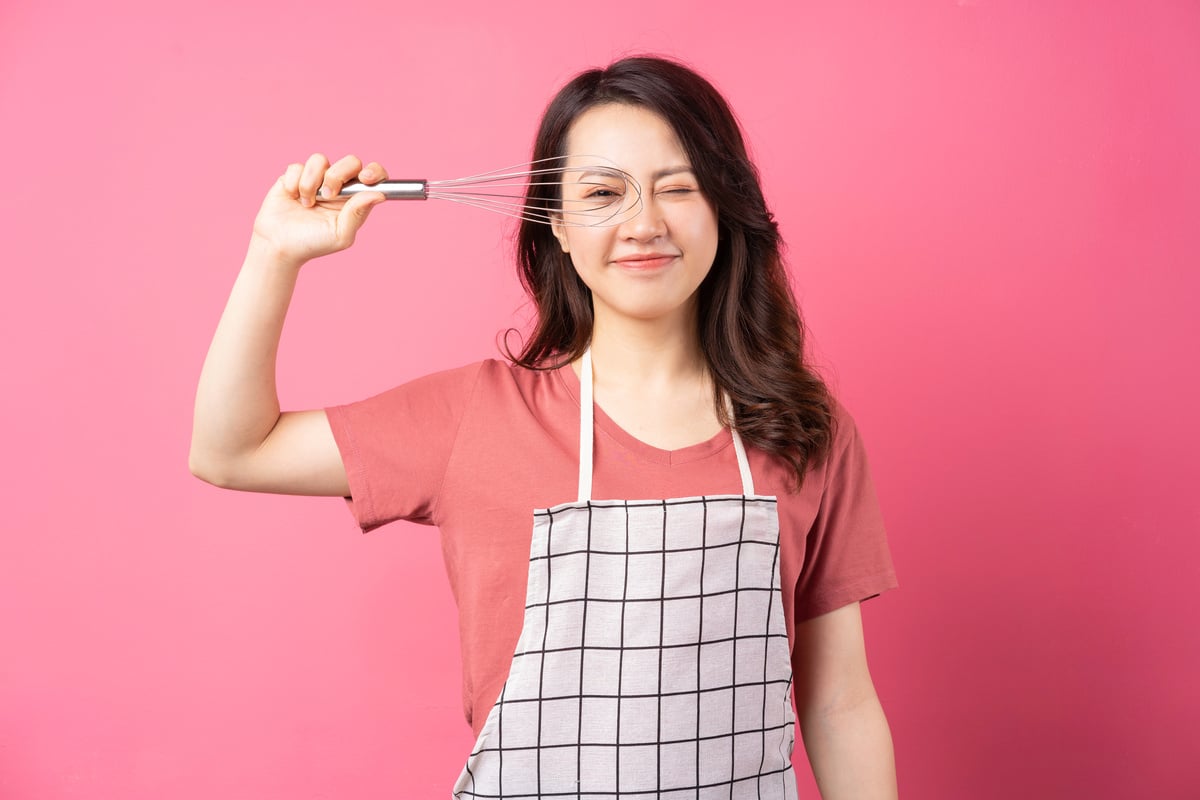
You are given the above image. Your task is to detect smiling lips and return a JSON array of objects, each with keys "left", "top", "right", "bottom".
[{"left": 612, "top": 253, "right": 678, "bottom": 271}]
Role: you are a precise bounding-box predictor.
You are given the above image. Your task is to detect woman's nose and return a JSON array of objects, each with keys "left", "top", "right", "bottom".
[{"left": 620, "top": 195, "right": 666, "bottom": 241}]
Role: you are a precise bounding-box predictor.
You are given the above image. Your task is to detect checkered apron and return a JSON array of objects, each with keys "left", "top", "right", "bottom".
[{"left": 452, "top": 349, "right": 797, "bottom": 799}]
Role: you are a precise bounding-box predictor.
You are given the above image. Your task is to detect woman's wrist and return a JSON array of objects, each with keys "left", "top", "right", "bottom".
[{"left": 245, "top": 232, "right": 307, "bottom": 274}]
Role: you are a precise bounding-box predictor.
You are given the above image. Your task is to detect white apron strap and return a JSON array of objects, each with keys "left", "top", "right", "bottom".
[
  {"left": 727, "top": 396, "right": 756, "bottom": 497},
  {"left": 577, "top": 346, "right": 755, "bottom": 501}
]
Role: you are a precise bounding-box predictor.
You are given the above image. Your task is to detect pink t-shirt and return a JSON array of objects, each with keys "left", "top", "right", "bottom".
[{"left": 325, "top": 359, "right": 898, "bottom": 735}]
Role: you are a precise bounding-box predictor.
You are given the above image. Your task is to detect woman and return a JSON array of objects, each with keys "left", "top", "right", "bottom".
[{"left": 191, "top": 56, "right": 898, "bottom": 798}]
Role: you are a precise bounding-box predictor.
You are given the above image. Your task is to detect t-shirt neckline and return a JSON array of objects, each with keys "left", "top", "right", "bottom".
[{"left": 554, "top": 360, "right": 735, "bottom": 466}]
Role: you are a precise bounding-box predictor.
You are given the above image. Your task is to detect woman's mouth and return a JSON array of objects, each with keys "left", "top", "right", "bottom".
[{"left": 612, "top": 253, "right": 678, "bottom": 271}]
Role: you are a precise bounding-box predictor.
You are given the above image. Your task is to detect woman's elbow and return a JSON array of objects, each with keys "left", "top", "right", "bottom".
[{"left": 188, "top": 448, "right": 237, "bottom": 488}]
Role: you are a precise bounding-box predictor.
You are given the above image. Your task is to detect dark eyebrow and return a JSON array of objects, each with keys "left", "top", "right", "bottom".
[
  {"left": 571, "top": 166, "right": 696, "bottom": 182},
  {"left": 573, "top": 168, "right": 627, "bottom": 182},
  {"left": 651, "top": 166, "right": 695, "bottom": 180}
]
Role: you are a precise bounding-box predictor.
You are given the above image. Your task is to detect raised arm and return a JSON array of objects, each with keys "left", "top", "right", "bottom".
[{"left": 188, "top": 154, "right": 388, "bottom": 496}]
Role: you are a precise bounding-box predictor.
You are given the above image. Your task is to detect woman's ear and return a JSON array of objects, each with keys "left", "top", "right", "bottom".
[{"left": 550, "top": 217, "right": 570, "bottom": 253}]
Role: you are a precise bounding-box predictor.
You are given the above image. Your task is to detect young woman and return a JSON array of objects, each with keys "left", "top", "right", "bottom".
[{"left": 191, "top": 56, "right": 898, "bottom": 799}]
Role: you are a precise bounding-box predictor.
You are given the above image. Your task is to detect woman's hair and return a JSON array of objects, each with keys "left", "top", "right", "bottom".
[{"left": 509, "top": 55, "right": 833, "bottom": 488}]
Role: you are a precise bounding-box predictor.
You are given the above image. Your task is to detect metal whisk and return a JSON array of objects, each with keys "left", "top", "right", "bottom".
[{"left": 338, "top": 156, "right": 643, "bottom": 227}]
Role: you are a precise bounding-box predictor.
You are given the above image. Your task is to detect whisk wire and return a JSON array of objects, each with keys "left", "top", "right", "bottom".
[
  {"left": 337, "top": 155, "right": 644, "bottom": 227},
  {"left": 427, "top": 192, "right": 637, "bottom": 227}
]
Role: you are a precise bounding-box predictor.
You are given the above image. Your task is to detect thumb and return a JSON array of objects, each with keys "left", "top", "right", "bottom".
[{"left": 336, "top": 192, "right": 385, "bottom": 242}]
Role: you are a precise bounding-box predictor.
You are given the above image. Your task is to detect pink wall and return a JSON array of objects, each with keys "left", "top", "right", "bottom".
[{"left": 2, "top": 1, "right": 1197, "bottom": 797}]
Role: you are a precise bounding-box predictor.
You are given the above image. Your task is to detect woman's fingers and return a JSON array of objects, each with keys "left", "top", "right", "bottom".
[
  {"left": 360, "top": 161, "right": 389, "bottom": 184},
  {"left": 335, "top": 191, "right": 386, "bottom": 243},
  {"left": 298, "top": 153, "right": 331, "bottom": 207},
  {"left": 319, "top": 155, "right": 365, "bottom": 200},
  {"left": 310, "top": 156, "right": 391, "bottom": 201},
  {"left": 279, "top": 162, "right": 304, "bottom": 196}
]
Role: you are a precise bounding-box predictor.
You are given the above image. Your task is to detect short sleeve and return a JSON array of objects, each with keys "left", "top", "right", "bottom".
[
  {"left": 792, "top": 407, "right": 899, "bottom": 621},
  {"left": 324, "top": 361, "right": 484, "bottom": 532}
]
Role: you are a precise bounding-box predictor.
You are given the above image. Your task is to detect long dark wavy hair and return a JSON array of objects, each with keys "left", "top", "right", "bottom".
[{"left": 509, "top": 55, "right": 833, "bottom": 488}]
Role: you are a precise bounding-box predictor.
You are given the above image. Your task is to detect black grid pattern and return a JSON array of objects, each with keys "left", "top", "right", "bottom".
[{"left": 454, "top": 495, "right": 797, "bottom": 799}]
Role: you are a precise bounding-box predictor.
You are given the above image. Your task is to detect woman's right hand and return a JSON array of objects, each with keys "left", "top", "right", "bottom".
[{"left": 250, "top": 153, "right": 389, "bottom": 267}]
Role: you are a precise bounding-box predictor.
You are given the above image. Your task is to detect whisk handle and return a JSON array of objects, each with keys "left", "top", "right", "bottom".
[{"left": 338, "top": 180, "right": 428, "bottom": 200}]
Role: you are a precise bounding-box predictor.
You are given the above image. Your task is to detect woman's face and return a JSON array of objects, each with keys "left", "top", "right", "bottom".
[{"left": 552, "top": 103, "right": 719, "bottom": 332}]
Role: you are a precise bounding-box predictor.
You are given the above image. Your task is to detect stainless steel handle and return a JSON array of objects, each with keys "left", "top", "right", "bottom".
[{"left": 338, "top": 180, "right": 428, "bottom": 200}]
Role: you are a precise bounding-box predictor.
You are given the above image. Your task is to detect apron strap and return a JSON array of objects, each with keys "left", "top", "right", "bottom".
[
  {"left": 578, "top": 347, "right": 756, "bottom": 501},
  {"left": 726, "top": 396, "right": 756, "bottom": 497}
]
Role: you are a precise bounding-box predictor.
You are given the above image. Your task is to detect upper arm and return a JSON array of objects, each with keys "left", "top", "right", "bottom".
[
  {"left": 191, "top": 409, "right": 350, "bottom": 497},
  {"left": 191, "top": 361, "right": 484, "bottom": 529},
  {"left": 791, "top": 602, "right": 878, "bottom": 719}
]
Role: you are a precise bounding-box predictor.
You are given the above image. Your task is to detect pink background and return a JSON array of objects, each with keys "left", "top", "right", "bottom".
[{"left": 2, "top": 0, "right": 1197, "bottom": 797}]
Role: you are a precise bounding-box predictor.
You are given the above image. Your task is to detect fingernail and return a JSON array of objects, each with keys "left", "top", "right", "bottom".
[{"left": 319, "top": 187, "right": 331, "bottom": 200}]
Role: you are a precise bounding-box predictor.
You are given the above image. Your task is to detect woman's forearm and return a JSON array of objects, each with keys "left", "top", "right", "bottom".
[
  {"left": 800, "top": 692, "right": 898, "bottom": 799},
  {"left": 189, "top": 236, "right": 303, "bottom": 481}
]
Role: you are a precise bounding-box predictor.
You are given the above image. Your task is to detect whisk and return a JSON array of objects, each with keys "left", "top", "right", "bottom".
[{"left": 337, "top": 156, "right": 643, "bottom": 227}]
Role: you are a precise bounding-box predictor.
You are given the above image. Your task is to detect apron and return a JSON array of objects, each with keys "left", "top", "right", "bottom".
[{"left": 453, "top": 349, "right": 797, "bottom": 799}]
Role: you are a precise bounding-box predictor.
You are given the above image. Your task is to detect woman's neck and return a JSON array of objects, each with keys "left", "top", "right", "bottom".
[
  {"left": 569, "top": 308, "right": 724, "bottom": 450},
  {"left": 574, "top": 307, "right": 708, "bottom": 393}
]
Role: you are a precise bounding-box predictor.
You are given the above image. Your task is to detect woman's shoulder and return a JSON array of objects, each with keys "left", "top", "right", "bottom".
[
  {"left": 385, "top": 356, "right": 567, "bottom": 403},
  {"left": 327, "top": 358, "right": 570, "bottom": 442},
  {"left": 474, "top": 357, "right": 567, "bottom": 387},
  {"left": 381, "top": 356, "right": 553, "bottom": 386},
  {"left": 817, "top": 389, "right": 880, "bottom": 481},
  {"left": 826, "top": 391, "right": 858, "bottom": 446}
]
